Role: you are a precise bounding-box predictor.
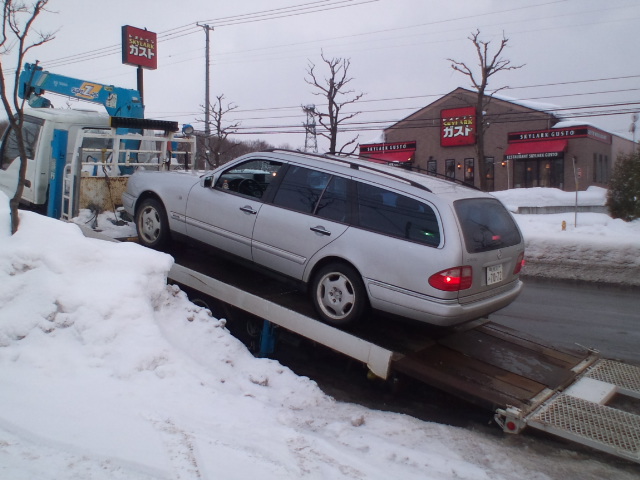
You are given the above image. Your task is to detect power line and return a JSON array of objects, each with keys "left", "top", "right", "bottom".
[
  {"left": 205, "top": 100, "right": 640, "bottom": 136},
  {"left": 145, "top": 89, "right": 640, "bottom": 131},
  {"left": 35, "top": 1, "right": 378, "bottom": 70},
  {"left": 207, "top": 83, "right": 640, "bottom": 119},
  {"left": 33, "top": 0, "right": 638, "bottom": 72},
  {"left": 199, "top": 0, "right": 379, "bottom": 27}
]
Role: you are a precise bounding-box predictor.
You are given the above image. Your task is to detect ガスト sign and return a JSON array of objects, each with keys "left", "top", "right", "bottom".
[
  {"left": 441, "top": 106, "right": 476, "bottom": 147},
  {"left": 122, "top": 25, "right": 157, "bottom": 70}
]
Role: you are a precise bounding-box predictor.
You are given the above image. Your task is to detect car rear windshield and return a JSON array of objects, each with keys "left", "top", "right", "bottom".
[{"left": 454, "top": 198, "right": 521, "bottom": 253}]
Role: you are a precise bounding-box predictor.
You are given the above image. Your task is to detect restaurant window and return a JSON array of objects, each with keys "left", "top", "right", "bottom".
[
  {"left": 445, "top": 159, "right": 455, "bottom": 179},
  {"left": 464, "top": 158, "right": 474, "bottom": 185},
  {"left": 593, "top": 153, "right": 609, "bottom": 184},
  {"left": 513, "top": 158, "right": 564, "bottom": 189},
  {"left": 484, "top": 157, "right": 495, "bottom": 191},
  {"left": 427, "top": 158, "right": 437, "bottom": 176}
]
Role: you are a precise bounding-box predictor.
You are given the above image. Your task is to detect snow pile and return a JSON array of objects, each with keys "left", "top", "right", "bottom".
[
  {"left": 493, "top": 187, "right": 640, "bottom": 285},
  {"left": 72, "top": 207, "right": 137, "bottom": 238},
  {"left": 0, "top": 196, "right": 9, "bottom": 237},
  {"left": 493, "top": 186, "right": 607, "bottom": 211},
  {"left": 2, "top": 189, "right": 640, "bottom": 478},
  {"left": 0, "top": 194, "right": 537, "bottom": 480}
]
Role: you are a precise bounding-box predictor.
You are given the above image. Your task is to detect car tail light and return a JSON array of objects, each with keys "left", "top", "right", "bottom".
[
  {"left": 429, "top": 266, "right": 473, "bottom": 291},
  {"left": 513, "top": 252, "right": 525, "bottom": 275}
]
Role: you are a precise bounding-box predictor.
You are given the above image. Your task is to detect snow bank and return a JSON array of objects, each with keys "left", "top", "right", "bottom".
[
  {"left": 1, "top": 206, "right": 539, "bottom": 479},
  {"left": 1, "top": 189, "right": 639, "bottom": 478},
  {"left": 0, "top": 191, "right": 10, "bottom": 237},
  {"left": 492, "top": 188, "right": 640, "bottom": 285},
  {"left": 492, "top": 186, "right": 607, "bottom": 212}
]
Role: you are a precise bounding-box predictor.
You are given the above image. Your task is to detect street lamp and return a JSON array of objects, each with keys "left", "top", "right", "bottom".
[{"left": 182, "top": 124, "right": 194, "bottom": 136}]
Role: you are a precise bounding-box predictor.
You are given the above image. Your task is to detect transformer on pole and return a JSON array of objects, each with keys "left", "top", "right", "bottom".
[{"left": 303, "top": 104, "right": 318, "bottom": 153}]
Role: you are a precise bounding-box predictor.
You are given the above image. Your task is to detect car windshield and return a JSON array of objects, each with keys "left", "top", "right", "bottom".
[
  {"left": 454, "top": 198, "right": 521, "bottom": 253},
  {"left": 1, "top": 116, "right": 42, "bottom": 171}
]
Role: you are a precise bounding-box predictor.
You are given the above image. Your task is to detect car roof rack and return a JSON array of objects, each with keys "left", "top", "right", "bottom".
[
  {"left": 331, "top": 151, "right": 479, "bottom": 190},
  {"left": 264, "top": 148, "right": 434, "bottom": 193}
]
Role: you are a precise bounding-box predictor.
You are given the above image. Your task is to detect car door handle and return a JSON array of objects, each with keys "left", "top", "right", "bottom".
[
  {"left": 310, "top": 226, "right": 331, "bottom": 236},
  {"left": 240, "top": 205, "right": 257, "bottom": 215}
]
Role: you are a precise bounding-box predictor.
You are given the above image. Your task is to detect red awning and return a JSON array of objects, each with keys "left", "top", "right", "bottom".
[
  {"left": 365, "top": 150, "right": 414, "bottom": 164},
  {"left": 504, "top": 140, "right": 568, "bottom": 160}
]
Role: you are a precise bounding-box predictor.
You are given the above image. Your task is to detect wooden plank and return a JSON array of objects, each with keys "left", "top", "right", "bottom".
[
  {"left": 393, "top": 345, "right": 547, "bottom": 409},
  {"left": 438, "top": 329, "right": 576, "bottom": 389},
  {"left": 480, "top": 322, "right": 587, "bottom": 367}
]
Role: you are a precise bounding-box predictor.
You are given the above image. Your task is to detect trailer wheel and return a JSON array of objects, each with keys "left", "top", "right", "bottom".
[
  {"left": 136, "top": 198, "right": 169, "bottom": 249},
  {"left": 311, "top": 262, "right": 367, "bottom": 328}
]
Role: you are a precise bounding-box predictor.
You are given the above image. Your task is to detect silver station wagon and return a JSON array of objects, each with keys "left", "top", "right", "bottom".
[{"left": 123, "top": 150, "right": 525, "bottom": 328}]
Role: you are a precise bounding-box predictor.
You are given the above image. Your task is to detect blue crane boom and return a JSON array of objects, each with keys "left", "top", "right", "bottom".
[{"left": 18, "top": 63, "right": 145, "bottom": 119}]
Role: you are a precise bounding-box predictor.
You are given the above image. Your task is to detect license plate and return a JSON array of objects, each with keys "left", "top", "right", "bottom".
[{"left": 487, "top": 264, "right": 503, "bottom": 285}]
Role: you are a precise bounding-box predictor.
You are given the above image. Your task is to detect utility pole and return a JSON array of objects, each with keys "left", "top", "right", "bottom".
[{"left": 198, "top": 24, "right": 214, "bottom": 136}]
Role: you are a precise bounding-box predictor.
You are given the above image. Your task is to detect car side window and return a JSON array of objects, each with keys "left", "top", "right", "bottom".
[
  {"left": 214, "top": 159, "right": 283, "bottom": 199},
  {"left": 315, "top": 175, "right": 350, "bottom": 223},
  {"left": 272, "top": 165, "right": 330, "bottom": 214},
  {"left": 357, "top": 183, "right": 441, "bottom": 247}
]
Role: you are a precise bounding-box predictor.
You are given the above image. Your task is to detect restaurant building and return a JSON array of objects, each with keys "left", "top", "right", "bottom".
[{"left": 359, "top": 87, "right": 635, "bottom": 192}]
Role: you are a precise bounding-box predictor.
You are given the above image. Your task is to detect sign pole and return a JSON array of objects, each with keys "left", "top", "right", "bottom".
[
  {"left": 137, "top": 65, "right": 144, "bottom": 105},
  {"left": 572, "top": 156, "right": 579, "bottom": 227}
]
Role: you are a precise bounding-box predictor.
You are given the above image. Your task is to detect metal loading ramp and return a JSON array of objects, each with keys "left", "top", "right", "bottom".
[
  {"left": 523, "top": 359, "right": 640, "bottom": 464},
  {"left": 391, "top": 323, "right": 640, "bottom": 463}
]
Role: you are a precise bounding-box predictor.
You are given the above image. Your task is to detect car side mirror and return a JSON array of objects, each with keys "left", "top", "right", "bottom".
[{"left": 203, "top": 176, "right": 213, "bottom": 188}]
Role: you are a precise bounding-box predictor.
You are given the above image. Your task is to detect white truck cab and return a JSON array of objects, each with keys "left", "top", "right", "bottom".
[
  {"left": 0, "top": 108, "right": 110, "bottom": 210},
  {"left": 0, "top": 108, "right": 194, "bottom": 220}
]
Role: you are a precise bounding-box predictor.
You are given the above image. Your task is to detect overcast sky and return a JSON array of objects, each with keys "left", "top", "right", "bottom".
[{"left": 8, "top": 0, "right": 640, "bottom": 151}]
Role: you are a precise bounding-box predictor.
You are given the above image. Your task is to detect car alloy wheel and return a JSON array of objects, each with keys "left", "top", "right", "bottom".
[{"left": 312, "top": 262, "right": 367, "bottom": 327}]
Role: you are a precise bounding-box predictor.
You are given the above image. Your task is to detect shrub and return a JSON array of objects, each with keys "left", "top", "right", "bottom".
[{"left": 607, "top": 150, "right": 640, "bottom": 221}]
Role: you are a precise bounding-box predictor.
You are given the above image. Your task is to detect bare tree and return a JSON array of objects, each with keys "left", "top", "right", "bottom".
[
  {"left": 305, "top": 51, "right": 364, "bottom": 155},
  {"left": 199, "top": 94, "right": 241, "bottom": 168},
  {"left": 448, "top": 30, "right": 523, "bottom": 191},
  {"left": 0, "top": 0, "right": 55, "bottom": 233},
  {"left": 231, "top": 139, "right": 273, "bottom": 158}
]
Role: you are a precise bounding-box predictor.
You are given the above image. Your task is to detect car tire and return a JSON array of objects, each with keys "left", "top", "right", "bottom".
[
  {"left": 136, "top": 197, "right": 170, "bottom": 249},
  {"left": 311, "top": 262, "right": 368, "bottom": 327}
]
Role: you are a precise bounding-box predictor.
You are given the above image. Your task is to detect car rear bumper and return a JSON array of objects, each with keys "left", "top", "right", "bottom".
[{"left": 367, "top": 278, "right": 524, "bottom": 327}]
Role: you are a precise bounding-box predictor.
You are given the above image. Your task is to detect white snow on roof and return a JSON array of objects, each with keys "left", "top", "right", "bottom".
[
  {"left": 551, "top": 119, "right": 599, "bottom": 129},
  {"left": 492, "top": 92, "right": 560, "bottom": 114}
]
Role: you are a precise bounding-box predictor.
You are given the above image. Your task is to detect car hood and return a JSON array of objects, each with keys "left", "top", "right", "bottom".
[{"left": 126, "top": 169, "right": 205, "bottom": 196}]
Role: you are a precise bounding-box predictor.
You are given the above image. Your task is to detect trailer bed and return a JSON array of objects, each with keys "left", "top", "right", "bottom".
[
  {"left": 393, "top": 321, "right": 598, "bottom": 410},
  {"left": 167, "top": 245, "right": 640, "bottom": 464}
]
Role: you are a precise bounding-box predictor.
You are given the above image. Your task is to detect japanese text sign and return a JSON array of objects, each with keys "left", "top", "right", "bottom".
[
  {"left": 122, "top": 25, "right": 157, "bottom": 70},
  {"left": 441, "top": 106, "right": 476, "bottom": 147}
]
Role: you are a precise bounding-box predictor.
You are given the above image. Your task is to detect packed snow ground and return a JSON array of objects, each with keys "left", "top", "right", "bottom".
[{"left": 1, "top": 188, "right": 639, "bottom": 480}]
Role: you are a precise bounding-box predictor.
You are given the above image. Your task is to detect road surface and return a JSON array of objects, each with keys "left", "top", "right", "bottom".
[{"left": 492, "top": 278, "right": 640, "bottom": 364}]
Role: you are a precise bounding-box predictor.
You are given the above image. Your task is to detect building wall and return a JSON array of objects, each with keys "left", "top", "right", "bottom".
[{"left": 567, "top": 137, "right": 611, "bottom": 190}]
